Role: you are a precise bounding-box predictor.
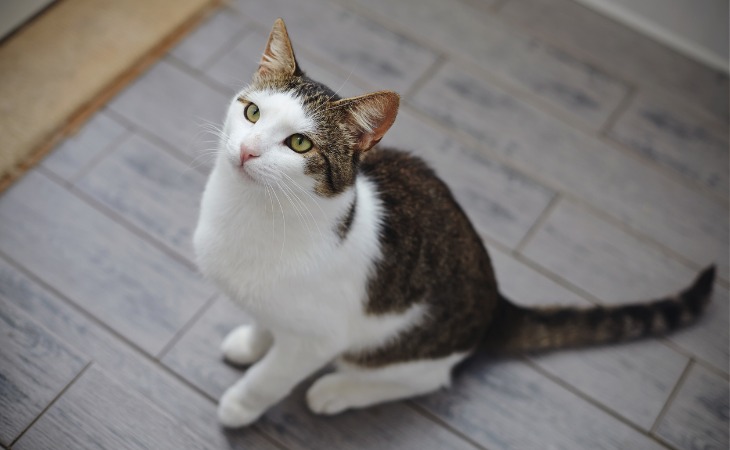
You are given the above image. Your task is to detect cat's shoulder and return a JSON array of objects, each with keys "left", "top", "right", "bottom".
[{"left": 359, "top": 147, "right": 437, "bottom": 181}]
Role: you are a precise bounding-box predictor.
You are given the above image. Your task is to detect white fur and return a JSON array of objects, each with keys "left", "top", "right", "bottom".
[{"left": 194, "top": 89, "right": 463, "bottom": 427}]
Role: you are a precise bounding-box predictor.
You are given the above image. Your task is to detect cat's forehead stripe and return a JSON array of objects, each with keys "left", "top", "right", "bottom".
[{"left": 249, "top": 74, "right": 341, "bottom": 111}]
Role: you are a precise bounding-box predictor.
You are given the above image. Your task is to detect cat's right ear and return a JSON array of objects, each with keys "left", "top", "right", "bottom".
[
  {"left": 257, "top": 18, "right": 299, "bottom": 77},
  {"left": 332, "top": 91, "right": 400, "bottom": 152}
]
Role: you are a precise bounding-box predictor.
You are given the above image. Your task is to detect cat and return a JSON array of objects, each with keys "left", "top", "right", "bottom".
[{"left": 193, "top": 18, "right": 715, "bottom": 428}]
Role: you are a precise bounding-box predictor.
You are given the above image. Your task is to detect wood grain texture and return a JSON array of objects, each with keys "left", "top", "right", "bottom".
[
  {"left": 521, "top": 199, "right": 697, "bottom": 303},
  {"left": 171, "top": 7, "right": 250, "bottom": 71},
  {"left": 382, "top": 109, "right": 555, "bottom": 249},
  {"left": 500, "top": 0, "right": 729, "bottom": 120},
  {"left": 231, "top": 0, "right": 439, "bottom": 93},
  {"left": 0, "top": 256, "right": 278, "bottom": 450},
  {"left": 40, "top": 111, "right": 128, "bottom": 181},
  {"left": 344, "top": 0, "right": 629, "bottom": 129},
  {"left": 608, "top": 90, "right": 729, "bottom": 198},
  {"left": 411, "top": 64, "right": 729, "bottom": 277},
  {"left": 532, "top": 340, "right": 688, "bottom": 430},
  {"left": 0, "top": 171, "right": 213, "bottom": 355},
  {"left": 0, "top": 297, "right": 88, "bottom": 446},
  {"left": 108, "top": 59, "right": 230, "bottom": 160},
  {"left": 13, "top": 366, "right": 212, "bottom": 450},
  {"left": 669, "top": 285, "right": 729, "bottom": 374},
  {"left": 259, "top": 383, "right": 479, "bottom": 450},
  {"left": 655, "top": 364, "right": 729, "bottom": 450},
  {"left": 488, "top": 248, "right": 588, "bottom": 308},
  {"left": 162, "top": 297, "right": 251, "bottom": 399},
  {"left": 163, "top": 298, "right": 477, "bottom": 450},
  {"left": 418, "top": 355, "right": 666, "bottom": 450},
  {"left": 76, "top": 133, "right": 206, "bottom": 262}
]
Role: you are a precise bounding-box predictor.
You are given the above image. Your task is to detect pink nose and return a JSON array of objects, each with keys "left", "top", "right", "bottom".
[{"left": 239, "top": 144, "right": 260, "bottom": 165}]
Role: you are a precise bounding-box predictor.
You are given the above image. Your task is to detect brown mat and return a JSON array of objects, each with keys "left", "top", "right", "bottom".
[{"left": 0, "top": 0, "right": 219, "bottom": 192}]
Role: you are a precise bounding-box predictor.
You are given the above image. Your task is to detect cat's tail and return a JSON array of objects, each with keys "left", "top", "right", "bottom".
[{"left": 482, "top": 266, "right": 716, "bottom": 354}]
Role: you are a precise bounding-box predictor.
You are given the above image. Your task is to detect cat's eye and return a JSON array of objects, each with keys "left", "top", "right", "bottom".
[
  {"left": 286, "top": 134, "right": 313, "bottom": 153},
  {"left": 244, "top": 102, "right": 260, "bottom": 123}
]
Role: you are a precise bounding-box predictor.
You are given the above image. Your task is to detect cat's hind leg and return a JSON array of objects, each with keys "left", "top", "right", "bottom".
[
  {"left": 306, "top": 353, "right": 468, "bottom": 415},
  {"left": 222, "top": 323, "right": 273, "bottom": 366}
]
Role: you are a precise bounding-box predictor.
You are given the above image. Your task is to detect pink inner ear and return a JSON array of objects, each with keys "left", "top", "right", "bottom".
[
  {"left": 351, "top": 92, "right": 400, "bottom": 151},
  {"left": 257, "top": 18, "right": 297, "bottom": 76}
]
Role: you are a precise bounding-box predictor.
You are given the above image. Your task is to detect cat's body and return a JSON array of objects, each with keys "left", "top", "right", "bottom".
[{"left": 194, "top": 19, "right": 715, "bottom": 427}]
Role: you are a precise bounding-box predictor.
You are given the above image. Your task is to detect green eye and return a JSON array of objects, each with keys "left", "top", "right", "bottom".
[
  {"left": 287, "top": 134, "right": 313, "bottom": 153},
  {"left": 244, "top": 102, "right": 260, "bottom": 123}
]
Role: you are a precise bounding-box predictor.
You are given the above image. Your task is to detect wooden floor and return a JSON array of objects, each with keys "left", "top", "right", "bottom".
[{"left": 1, "top": 0, "right": 728, "bottom": 448}]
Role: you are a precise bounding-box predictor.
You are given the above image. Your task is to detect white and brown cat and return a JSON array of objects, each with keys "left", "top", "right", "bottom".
[{"left": 193, "top": 19, "right": 715, "bottom": 427}]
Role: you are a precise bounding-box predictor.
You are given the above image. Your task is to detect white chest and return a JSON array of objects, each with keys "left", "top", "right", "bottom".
[{"left": 193, "top": 167, "right": 387, "bottom": 338}]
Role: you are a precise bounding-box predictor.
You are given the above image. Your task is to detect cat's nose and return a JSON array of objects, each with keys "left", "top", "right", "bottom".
[{"left": 239, "top": 144, "right": 260, "bottom": 165}]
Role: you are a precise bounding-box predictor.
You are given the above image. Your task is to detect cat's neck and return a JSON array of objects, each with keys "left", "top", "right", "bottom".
[{"left": 207, "top": 160, "right": 357, "bottom": 245}]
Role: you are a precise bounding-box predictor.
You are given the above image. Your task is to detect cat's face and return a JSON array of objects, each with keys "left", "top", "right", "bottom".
[{"left": 218, "top": 19, "right": 399, "bottom": 197}]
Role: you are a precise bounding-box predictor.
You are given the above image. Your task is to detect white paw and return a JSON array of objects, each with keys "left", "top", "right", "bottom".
[
  {"left": 217, "top": 389, "right": 262, "bottom": 428},
  {"left": 306, "top": 374, "right": 356, "bottom": 415},
  {"left": 221, "top": 325, "right": 270, "bottom": 366}
]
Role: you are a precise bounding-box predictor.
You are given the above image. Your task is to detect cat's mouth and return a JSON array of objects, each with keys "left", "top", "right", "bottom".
[
  {"left": 237, "top": 164, "right": 260, "bottom": 183},
  {"left": 228, "top": 153, "right": 259, "bottom": 183}
]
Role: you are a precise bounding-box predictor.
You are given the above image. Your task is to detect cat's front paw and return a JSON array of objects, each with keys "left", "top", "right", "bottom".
[
  {"left": 306, "top": 373, "right": 354, "bottom": 415},
  {"left": 218, "top": 390, "right": 262, "bottom": 428},
  {"left": 221, "top": 325, "right": 272, "bottom": 366}
]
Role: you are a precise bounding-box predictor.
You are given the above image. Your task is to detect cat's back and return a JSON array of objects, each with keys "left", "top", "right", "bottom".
[
  {"left": 359, "top": 147, "right": 478, "bottom": 240},
  {"left": 360, "top": 147, "right": 497, "bottom": 308},
  {"left": 358, "top": 146, "right": 493, "bottom": 281}
]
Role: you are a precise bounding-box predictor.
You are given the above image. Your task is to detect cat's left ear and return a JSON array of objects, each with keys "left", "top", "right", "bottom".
[
  {"left": 333, "top": 91, "right": 400, "bottom": 152},
  {"left": 257, "top": 18, "right": 300, "bottom": 76}
]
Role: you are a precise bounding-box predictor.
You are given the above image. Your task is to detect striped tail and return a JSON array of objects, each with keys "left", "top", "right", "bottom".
[{"left": 482, "top": 266, "right": 716, "bottom": 354}]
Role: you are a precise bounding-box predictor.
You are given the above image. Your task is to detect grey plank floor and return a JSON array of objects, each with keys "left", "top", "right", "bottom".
[{"left": 1, "top": 0, "right": 727, "bottom": 448}]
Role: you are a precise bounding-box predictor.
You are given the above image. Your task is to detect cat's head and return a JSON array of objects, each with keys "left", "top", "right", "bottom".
[{"left": 219, "top": 18, "right": 399, "bottom": 197}]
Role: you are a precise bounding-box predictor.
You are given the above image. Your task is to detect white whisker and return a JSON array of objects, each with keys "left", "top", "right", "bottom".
[{"left": 269, "top": 183, "right": 287, "bottom": 260}]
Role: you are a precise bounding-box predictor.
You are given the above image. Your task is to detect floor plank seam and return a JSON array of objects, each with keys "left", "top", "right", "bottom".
[
  {"left": 649, "top": 358, "right": 694, "bottom": 435},
  {"left": 511, "top": 252, "right": 606, "bottom": 305},
  {"left": 491, "top": 2, "right": 724, "bottom": 123},
  {"left": 514, "top": 192, "right": 561, "bottom": 254},
  {"left": 2, "top": 0, "right": 726, "bottom": 446},
  {"left": 197, "top": 8, "right": 255, "bottom": 70},
  {"left": 39, "top": 168, "right": 199, "bottom": 272},
  {"left": 596, "top": 131, "right": 730, "bottom": 206},
  {"left": 156, "top": 295, "right": 218, "bottom": 360},
  {"left": 398, "top": 103, "right": 727, "bottom": 282},
  {"left": 403, "top": 53, "right": 448, "bottom": 101},
  {"left": 0, "top": 250, "right": 294, "bottom": 449},
  {"left": 659, "top": 337, "right": 729, "bottom": 378},
  {"left": 324, "top": 0, "right": 729, "bottom": 203},
  {"left": 67, "top": 131, "right": 134, "bottom": 187},
  {"left": 173, "top": 1, "right": 727, "bottom": 260},
  {"left": 430, "top": 53, "right": 727, "bottom": 208},
  {"left": 557, "top": 195, "right": 728, "bottom": 281},
  {"left": 164, "top": 53, "right": 238, "bottom": 97},
  {"left": 523, "top": 357, "right": 673, "bottom": 448},
  {"left": 0, "top": 249, "right": 161, "bottom": 358},
  {"left": 599, "top": 84, "right": 636, "bottom": 135},
  {"left": 8, "top": 361, "right": 93, "bottom": 448},
  {"left": 0, "top": 249, "right": 215, "bottom": 404},
  {"left": 101, "top": 108, "right": 214, "bottom": 178},
  {"left": 406, "top": 401, "right": 491, "bottom": 450}
]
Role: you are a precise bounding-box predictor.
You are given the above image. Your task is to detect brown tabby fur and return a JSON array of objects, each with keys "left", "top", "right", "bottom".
[{"left": 250, "top": 19, "right": 716, "bottom": 368}]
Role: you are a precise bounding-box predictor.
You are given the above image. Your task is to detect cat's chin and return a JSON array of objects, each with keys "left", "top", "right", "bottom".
[{"left": 236, "top": 165, "right": 261, "bottom": 185}]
